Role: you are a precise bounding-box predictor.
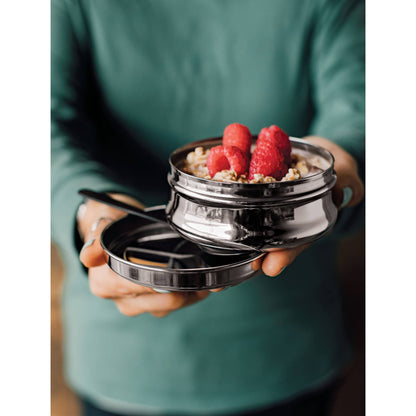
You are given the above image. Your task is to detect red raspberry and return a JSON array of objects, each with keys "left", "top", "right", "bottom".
[
  {"left": 249, "top": 148, "right": 278, "bottom": 180},
  {"left": 258, "top": 125, "right": 291, "bottom": 165},
  {"left": 206, "top": 145, "right": 230, "bottom": 177},
  {"left": 223, "top": 123, "right": 252, "bottom": 154},
  {"left": 224, "top": 146, "right": 249, "bottom": 176},
  {"left": 249, "top": 143, "right": 288, "bottom": 181}
]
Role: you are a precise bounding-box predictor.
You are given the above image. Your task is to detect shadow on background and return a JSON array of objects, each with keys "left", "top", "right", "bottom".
[
  {"left": 51, "top": 228, "right": 364, "bottom": 416},
  {"left": 51, "top": 243, "right": 80, "bottom": 416}
]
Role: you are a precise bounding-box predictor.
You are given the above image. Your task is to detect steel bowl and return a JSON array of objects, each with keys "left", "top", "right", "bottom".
[{"left": 166, "top": 137, "right": 338, "bottom": 252}]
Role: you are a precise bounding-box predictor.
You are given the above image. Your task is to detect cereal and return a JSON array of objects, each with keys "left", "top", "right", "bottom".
[
  {"left": 281, "top": 168, "right": 301, "bottom": 182},
  {"left": 183, "top": 147, "right": 211, "bottom": 178},
  {"left": 249, "top": 173, "right": 278, "bottom": 183},
  {"left": 294, "top": 159, "right": 309, "bottom": 176},
  {"left": 212, "top": 170, "right": 239, "bottom": 182}
]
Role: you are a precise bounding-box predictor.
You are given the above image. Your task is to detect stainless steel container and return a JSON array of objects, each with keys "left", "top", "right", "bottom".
[{"left": 166, "top": 137, "right": 338, "bottom": 252}]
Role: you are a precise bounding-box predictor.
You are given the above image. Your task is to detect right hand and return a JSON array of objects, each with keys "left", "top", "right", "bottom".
[
  {"left": 78, "top": 193, "right": 210, "bottom": 317},
  {"left": 251, "top": 136, "right": 364, "bottom": 277}
]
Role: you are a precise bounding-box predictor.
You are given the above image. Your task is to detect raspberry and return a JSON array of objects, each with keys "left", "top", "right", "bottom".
[
  {"left": 223, "top": 123, "right": 252, "bottom": 154},
  {"left": 249, "top": 147, "right": 278, "bottom": 180},
  {"left": 206, "top": 145, "right": 230, "bottom": 177},
  {"left": 249, "top": 143, "right": 288, "bottom": 181},
  {"left": 257, "top": 125, "right": 291, "bottom": 165},
  {"left": 224, "top": 146, "right": 249, "bottom": 176}
]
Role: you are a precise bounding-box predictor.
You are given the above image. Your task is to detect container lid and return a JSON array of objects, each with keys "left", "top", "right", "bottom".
[{"left": 101, "top": 208, "right": 262, "bottom": 291}]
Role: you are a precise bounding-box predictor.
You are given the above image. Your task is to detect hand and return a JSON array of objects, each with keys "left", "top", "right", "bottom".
[
  {"left": 78, "top": 193, "right": 210, "bottom": 317},
  {"left": 252, "top": 136, "right": 364, "bottom": 277},
  {"left": 305, "top": 136, "right": 364, "bottom": 208}
]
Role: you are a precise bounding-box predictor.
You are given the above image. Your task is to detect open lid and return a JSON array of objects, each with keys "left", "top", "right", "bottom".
[{"left": 100, "top": 208, "right": 262, "bottom": 291}]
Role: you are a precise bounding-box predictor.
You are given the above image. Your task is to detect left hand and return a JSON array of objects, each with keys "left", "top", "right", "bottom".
[
  {"left": 78, "top": 193, "right": 217, "bottom": 318},
  {"left": 252, "top": 135, "right": 364, "bottom": 277}
]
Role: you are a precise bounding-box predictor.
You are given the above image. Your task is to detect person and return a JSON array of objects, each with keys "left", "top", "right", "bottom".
[{"left": 51, "top": 0, "right": 365, "bottom": 415}]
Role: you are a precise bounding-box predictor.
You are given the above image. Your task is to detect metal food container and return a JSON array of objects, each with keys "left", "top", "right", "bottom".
[{"left": 166, "top": 137, "right": 338, "bottom": 252}]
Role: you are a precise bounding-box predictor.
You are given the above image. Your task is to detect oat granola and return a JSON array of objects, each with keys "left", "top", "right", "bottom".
[
  {"left": 249, "top": 173, "right": 278, "bottom": 183},
  {"left": 182, "top": 146, "right": 211, "bottom": 179},
  {"left": 281, "top": 168, "right": 302, "bottom": 182}
]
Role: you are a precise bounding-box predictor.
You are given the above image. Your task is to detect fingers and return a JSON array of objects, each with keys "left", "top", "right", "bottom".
[
  {"left": 261, "top": 244, "right": 310, "bottom": 277},
  {"left": 78, "top": 193, "right": 145, "bottom": 268},
  {"left": 334, "top": 166, "right": 364, "bottom": 208},
  {"left": 88, "top": 264, "right": 154, "bottom": 299},
  {"left": 114, "top": 290, "right": 210, "bottom": 317},
  {"left": 304, "top": 136, "right": 364, "bottom": 209},
  {"left": 88, "top": 265, "right": 211, "bottom": 317},
  {"left": 251, "top": 255, "right": 265, "bottom": 272},
  {"left": 345, "top": 176, "right": 364, "bottom": 207},
  {"left": 333, "top": 171, "right": 364, "bottom": 209},
  {"left": 80, "top": 217, "right": 115, "bottom": 268}
]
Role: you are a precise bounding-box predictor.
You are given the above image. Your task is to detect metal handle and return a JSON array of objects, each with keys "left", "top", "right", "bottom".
[{"left": 78, "top": 189, "right": 167, "bottom": 224}]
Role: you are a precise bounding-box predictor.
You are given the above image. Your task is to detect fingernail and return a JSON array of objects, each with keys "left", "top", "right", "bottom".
[
  {"left": 81, "top": 238, "right": 95, "bottom": 252},
  {"left": 90, "top": 217, "right": 115, "bottom": 232},
  {"left": 154, "top": 288, "right": 171, "bottom": 294},
  {"left": 266, "top": 266, "right": 286, "bottom": 278},
  {"left": 341, "top": 187, "right": 353, "bottom": 208}
]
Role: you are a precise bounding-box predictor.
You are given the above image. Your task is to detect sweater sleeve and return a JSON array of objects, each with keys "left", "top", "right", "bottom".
[
  {"left": 51, "top": 0, "right": 139, "bottom": 251},
  {"left": 309, "top": 0, "right": 365, "bottom": 165},
  {"left": 308, "top": 0, "right": 365, "bottom": 238}
]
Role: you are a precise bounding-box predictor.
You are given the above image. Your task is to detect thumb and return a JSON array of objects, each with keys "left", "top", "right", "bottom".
[
  {"left": 79, "top": 217, "right": 114, "bottom": 268},
  {"left": 333, "top": 171, "right": 364, "bottom": 209}
]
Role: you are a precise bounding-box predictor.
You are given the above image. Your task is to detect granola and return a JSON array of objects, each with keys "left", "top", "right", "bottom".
[
  {"left": 182, "top": 146, "right": 211, "bottom": 179},
  {"left": 281, "top": 168, "right": 302, "bottom": 182}
]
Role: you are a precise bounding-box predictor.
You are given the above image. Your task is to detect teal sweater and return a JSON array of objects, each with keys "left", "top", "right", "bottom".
[{"left": 51, "top": 0, "right": 364, "bottom": 414}]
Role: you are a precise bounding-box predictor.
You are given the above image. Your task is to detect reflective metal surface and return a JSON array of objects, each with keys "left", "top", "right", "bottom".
[
  {"left": 101, "top": 211, "right": 263, "bottom": 291},
  {"left": 166, "top": 137, "right": 338, "bottom": 251}
]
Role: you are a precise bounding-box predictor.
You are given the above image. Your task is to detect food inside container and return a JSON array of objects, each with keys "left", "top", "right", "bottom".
[
  {"left": 182, "top": 146, "right": 323, "bottom": 183},
  {"left": 180, "top": 123, "right": 324, "bottom": 184}
]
